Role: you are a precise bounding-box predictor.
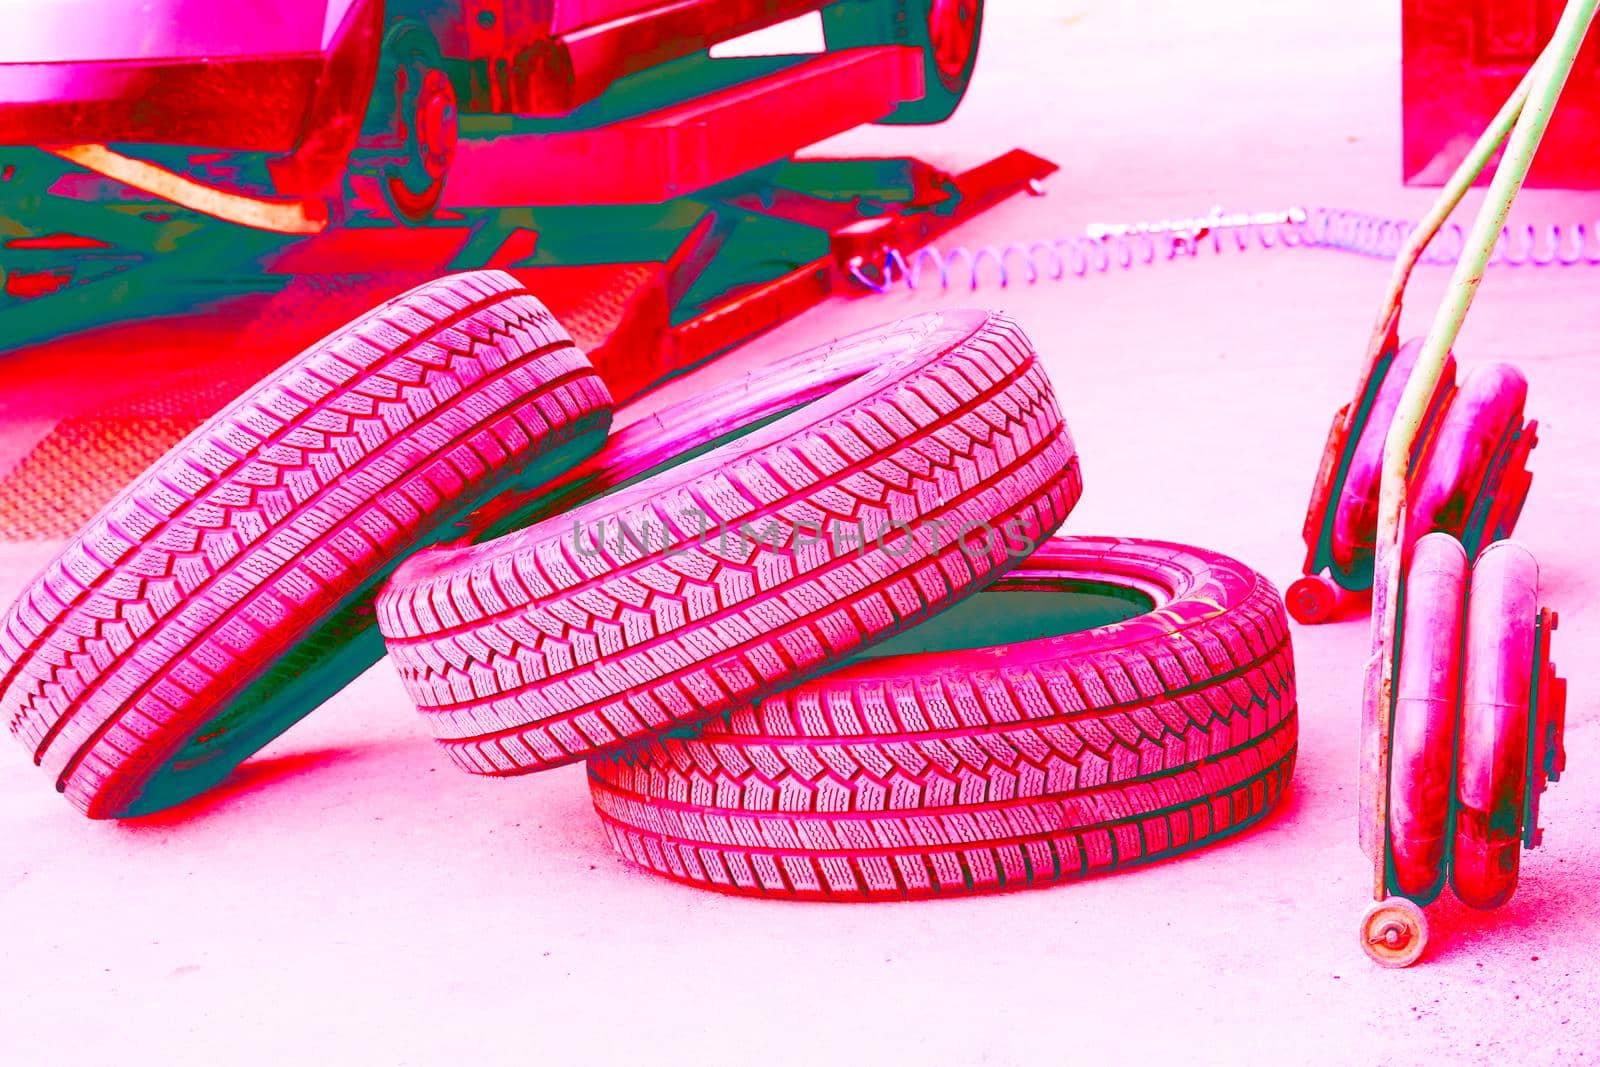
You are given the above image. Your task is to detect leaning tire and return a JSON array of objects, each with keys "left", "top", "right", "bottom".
[
  {"left": 0, "top": 270, "right": 612, "bottom": 817},
  {"left": 378, "top": 309, "right": 1082, "bottom": 775},
  {"left": 823, "top": 0, "right": 983, "bottom": 125},
  {"left": 588, "top": 536, "right": 1297, "bottom": 900}
]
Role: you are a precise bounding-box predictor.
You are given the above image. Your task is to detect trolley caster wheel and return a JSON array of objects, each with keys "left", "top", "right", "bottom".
[
  {"left": 1286, "top": 571, "right": 1361, "bottom": 624},
  {"left": 1360, "top": 897, "right": 1429, "bottom": 968}
]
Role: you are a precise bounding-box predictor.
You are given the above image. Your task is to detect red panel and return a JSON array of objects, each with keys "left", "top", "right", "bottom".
[
  {"left": 0, "top": 0, "right": 380, "bottom": 156},
  {"left": 1404, "top": 0, "right": 1600, "bottom": 187},
  {"left": 0, "top": 55, "right": 322, "bottom": 150},
  {"left": 443, "top": 46, "right": 924, "bottom": 206}
]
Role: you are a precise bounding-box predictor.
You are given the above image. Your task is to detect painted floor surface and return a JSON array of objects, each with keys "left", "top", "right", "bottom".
[{"left": 3, "top": 1, "right": 1598, "bottom": 1063}]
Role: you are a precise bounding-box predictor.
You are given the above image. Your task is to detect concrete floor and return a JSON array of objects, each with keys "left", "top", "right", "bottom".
[{"left": 4, "top": 1, "right": 1599, "bottom": 1063}]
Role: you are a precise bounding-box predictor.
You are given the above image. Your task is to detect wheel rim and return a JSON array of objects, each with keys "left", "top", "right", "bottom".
[
  {"left": 928, "top": 0, "right": 979, "bottom": 85},
  {"left": 383, "top": 59, "right": 457, "bottom": 222}
]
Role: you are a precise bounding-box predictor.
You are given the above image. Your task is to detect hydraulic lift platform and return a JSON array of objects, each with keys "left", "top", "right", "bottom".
[{"left": 0, "top": 44, "right": 1055, "bottom": 539}]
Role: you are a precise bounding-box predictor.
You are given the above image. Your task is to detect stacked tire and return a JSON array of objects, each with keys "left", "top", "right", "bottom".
[
  {"left": 1, "top": 271, "right": 1296, "bottom": 902},
  {"left": 377, "top": 307, "right": 1083, "bottom": 773},
  {"left": 588, "top": 538, "right": 1296, "bottom": 899}
]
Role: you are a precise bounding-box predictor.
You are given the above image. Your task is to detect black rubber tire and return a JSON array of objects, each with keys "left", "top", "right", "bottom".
[
  {"left": 588, "top": 536, "right": 1297, "bottom": 900},
  {"left": 823, "top": 0, "right": 983, "bottom": 125},
  {"left": 377, "top": 310, "right": 1081, "bottom": 776}
]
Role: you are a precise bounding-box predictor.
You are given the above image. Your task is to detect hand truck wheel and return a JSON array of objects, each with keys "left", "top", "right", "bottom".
[
  {"left": 1360, "top": 897, "right": 1429, "bottom": 968},
  {"left": 1286, "top": 570, "right": 1363, "bottom": 625}
]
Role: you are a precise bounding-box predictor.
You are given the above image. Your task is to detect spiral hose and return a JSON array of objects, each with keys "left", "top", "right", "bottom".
[{"left": 847, "top": 205, "right": 1600, "bottom": 292}]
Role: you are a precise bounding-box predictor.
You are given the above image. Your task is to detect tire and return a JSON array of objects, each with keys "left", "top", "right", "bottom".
[
  {"left": 1453, "top": 541, "right": 1539, "bottom": 910},
  {"left": 0, "top": 270, "right": 612, "bottom": 817},
  {"left": 587, "top": 536, "right": 1297, "bottom": 901},
  {"left": 378, "top": 310, "right": 1082, "bottom": 775},
  {"left": 1404, "top": 364, "right": 1528, "bottom": 552},
  {"left": 1387, "top": 533, "right": 1467, "bottom": 903},
  {"left": 823, "top": 0, "right": 982, "bottom": 125}
]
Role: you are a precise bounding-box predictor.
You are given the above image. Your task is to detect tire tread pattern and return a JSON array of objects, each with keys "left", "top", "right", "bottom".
[
  {"left": 0, "top": 270, "right": 610, "bottom": 815},
  {"left": 379, "top": 313, "right": 1082, "bottom": 775},
  {"left": 588, "top": 537, "right": 1297, "bottom": 900}
]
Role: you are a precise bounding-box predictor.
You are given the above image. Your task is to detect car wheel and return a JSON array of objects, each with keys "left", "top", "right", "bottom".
[
  {"left": 362, "top": 19, "right": 459, "bottom": 224},
  {"left": 823, "top": 0, "right": 983, "bottom": 125},
  {"left": 0, "top": 271, "right": 611, "bottom": 817}
]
